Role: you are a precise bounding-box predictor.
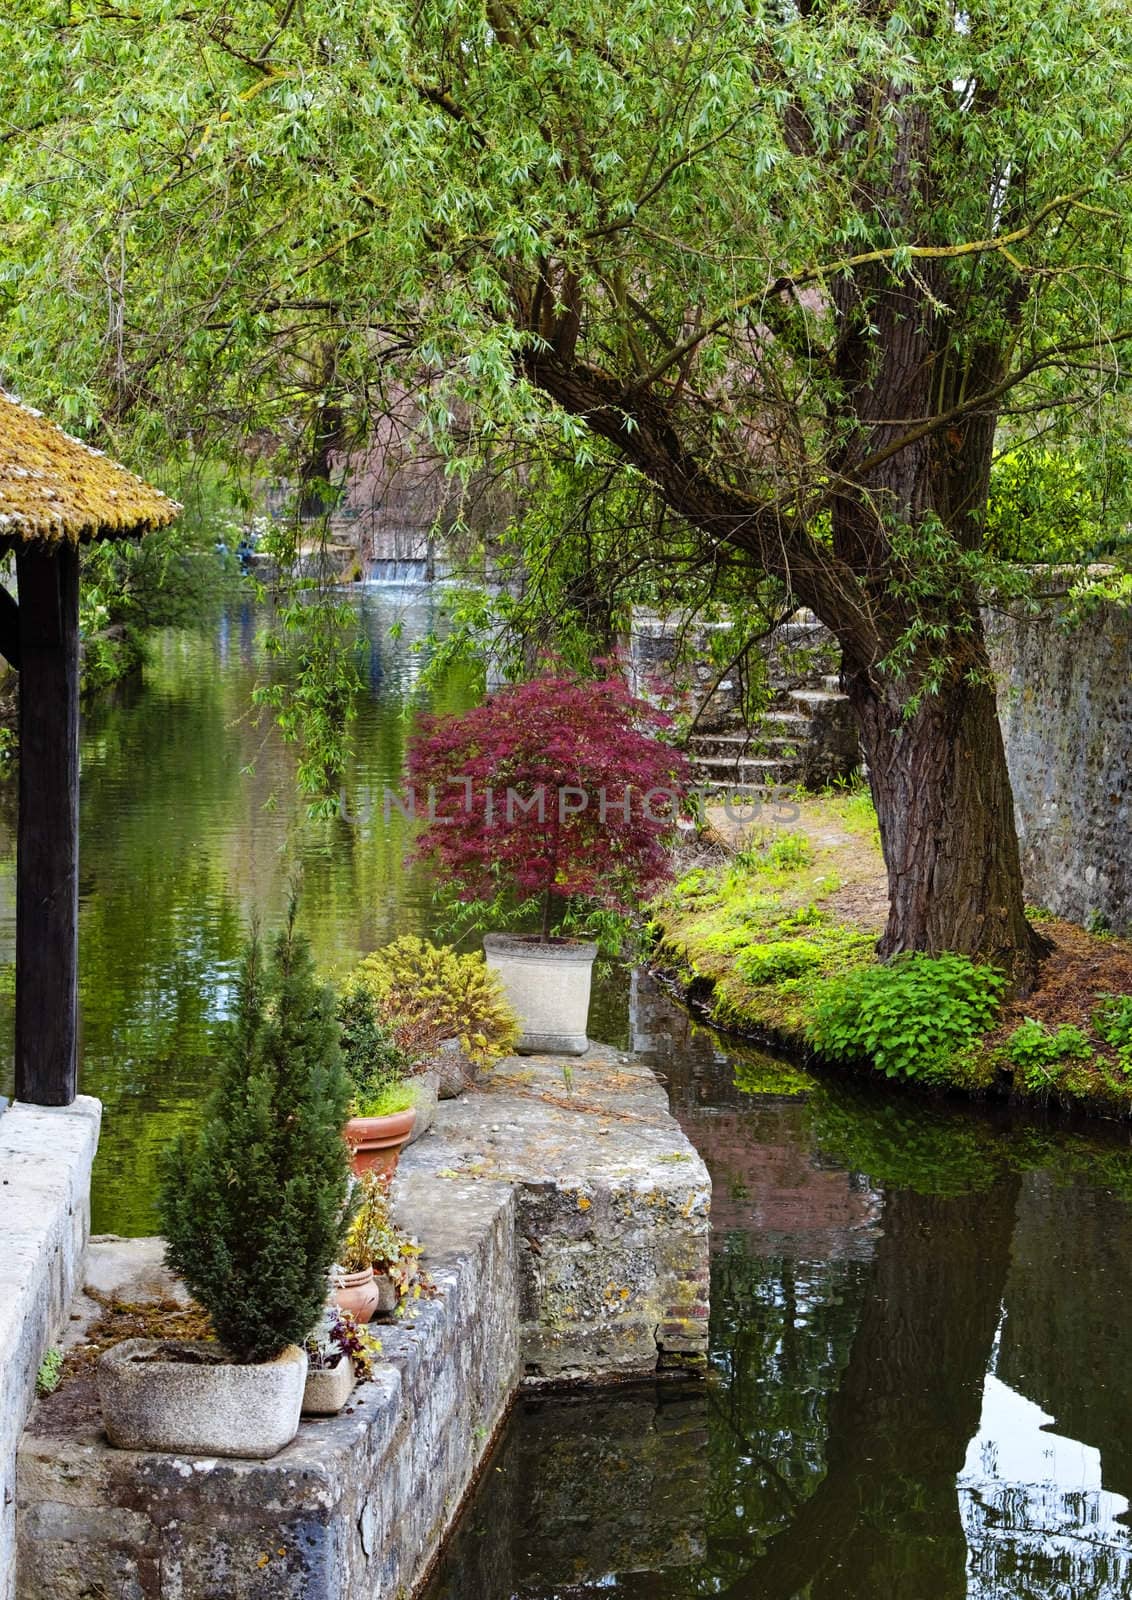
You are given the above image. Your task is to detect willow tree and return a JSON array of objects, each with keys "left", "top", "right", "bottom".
[{"left": 3, "top": 0, "right": 1131, "bottom": 983}]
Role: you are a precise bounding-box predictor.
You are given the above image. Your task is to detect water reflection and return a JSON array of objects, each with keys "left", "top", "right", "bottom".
[
  {"left": 424, "top": 977, "right": 1132, "bottom": 1600},
  {"left": 0, "top": 587, "right": 480, "bottom": 1232},
  {"left": 0, "top": 586, "right": 631, "bottom": 1230}
]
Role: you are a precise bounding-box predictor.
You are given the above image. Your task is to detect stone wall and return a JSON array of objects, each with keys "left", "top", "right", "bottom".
[
  {"left": 15, "top": 1050, "right": 710, "bottom": 1600},
  {"left": 0, "top": 1098, "right": 101, "bottom": 1600},
  {"left": 984, "top": 592, "right": 1132, "bottom": 933}
]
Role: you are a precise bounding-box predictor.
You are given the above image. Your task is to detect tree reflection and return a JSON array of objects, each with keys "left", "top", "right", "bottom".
[{"left": 725, "top": 1177, "right": 1019, "bottom": 1600}]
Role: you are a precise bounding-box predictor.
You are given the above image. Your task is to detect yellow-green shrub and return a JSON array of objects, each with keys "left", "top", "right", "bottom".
[{"left": 348, "top": 937, "right": 519, "bottom": 1068}]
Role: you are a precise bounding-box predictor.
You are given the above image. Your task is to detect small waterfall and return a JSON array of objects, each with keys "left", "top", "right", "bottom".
[{"left": 365, "top": 558, "right": 430, "bottom": 585}]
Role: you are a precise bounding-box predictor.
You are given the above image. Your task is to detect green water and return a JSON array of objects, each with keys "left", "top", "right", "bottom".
[
  {"left": 1, "top": 587, "right": 637, "bottom": 1234},
  {"left": 6, "top": 592, "right": 1132, "bottom": 1595},
  {"left": 423, "top": 978, "right": 1132, "bottom": 1600}
]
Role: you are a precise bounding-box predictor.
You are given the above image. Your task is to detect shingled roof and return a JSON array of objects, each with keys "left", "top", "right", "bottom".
[{"left": 0, "top": 390, "right": 179, "bottom": 545}]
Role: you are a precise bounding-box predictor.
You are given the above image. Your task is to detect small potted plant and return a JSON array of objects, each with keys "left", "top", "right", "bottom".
[
  {"left": 332, "top": 1173, "right": 394, "bottom": 1321},
  {"left": 337, "top": 987, "right": 419, "bottom": 1175},
  {"left": 98, "top": 910, "right": 351, "bottom": 1460},
  {"left": 408, "top": 673, "right": 687, "bottom": 1052},
  {"left": 302, "top": 1307, "right": 382, "bottom": 1416},
  {"left": 333, "top": 1173, "right": 422, "bottom": 1321},
  {"left": 364, "top": 1172, "right": 423, "bottom": 1309}
]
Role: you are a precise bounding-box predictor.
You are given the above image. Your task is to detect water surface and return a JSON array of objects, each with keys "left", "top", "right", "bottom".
[
  {"left": 423, "top": 977, "right": 1132, "bottom": 1600},
  {"left": 0, "top": 587, "right": 628, "bottom": 1232}
]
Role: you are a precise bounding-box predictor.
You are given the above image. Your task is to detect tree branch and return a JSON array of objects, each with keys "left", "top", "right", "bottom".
[{"left": 632, "top": 186, "right": 1118, "bottom": 389}]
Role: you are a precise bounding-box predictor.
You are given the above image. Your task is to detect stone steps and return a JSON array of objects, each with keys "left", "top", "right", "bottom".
[
  {"left": 690, "top": 754, "right": 799, "bottom": 786},
  {"left": 688, "top": 731, "right": 806, "bottom": 761},
  {"left": 686, "top": 686, "right": 857, "bottom": 795},
  {"left": 788, "top": 687, "right": 850, "bottom": 712}
]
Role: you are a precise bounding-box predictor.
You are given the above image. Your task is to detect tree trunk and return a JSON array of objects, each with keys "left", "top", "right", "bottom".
[{"left": 844, "top": 631, "right": 1046, "bottom": 990}]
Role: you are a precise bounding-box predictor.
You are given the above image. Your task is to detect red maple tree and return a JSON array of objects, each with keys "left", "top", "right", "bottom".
[{"left": 407, "top": 674, "right": 688, "bottom": 940}]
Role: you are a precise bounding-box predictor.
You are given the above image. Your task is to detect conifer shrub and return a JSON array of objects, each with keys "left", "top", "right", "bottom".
[
  {"left": 336, "top": 985, "right": 414, "bottom": 1114},
  {"left": 159, "top": 912, "right": 352, "bottom": 1364},
  {"left": 349, "top": 937, "right": 519, "bottom": 1068}
]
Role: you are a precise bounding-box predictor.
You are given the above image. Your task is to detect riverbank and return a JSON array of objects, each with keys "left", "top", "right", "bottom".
[{"left": 650, "top": 790, "right": 1132, "bottom": 1119}]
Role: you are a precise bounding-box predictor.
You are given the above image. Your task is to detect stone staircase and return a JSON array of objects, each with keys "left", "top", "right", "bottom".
[{"left": 684, "top": 618, "right": 859, "bottom": 796}]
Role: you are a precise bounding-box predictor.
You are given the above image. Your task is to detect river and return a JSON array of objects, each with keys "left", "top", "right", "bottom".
[{"left": 3, "top": 589, "right": 1132, "bottom": 1596}]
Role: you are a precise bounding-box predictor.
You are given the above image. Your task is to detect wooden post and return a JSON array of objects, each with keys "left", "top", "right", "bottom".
[{"left": 14, "top": 542, "right": 80, "bottom": 1106}]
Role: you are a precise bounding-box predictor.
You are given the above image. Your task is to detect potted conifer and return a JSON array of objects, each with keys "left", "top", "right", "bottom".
[
  {"left": 408, "top": 673, "right": 687, "bottom": 1053},
  {"left": 98, "top": 909, "right": 351, "bottom": 1460}
]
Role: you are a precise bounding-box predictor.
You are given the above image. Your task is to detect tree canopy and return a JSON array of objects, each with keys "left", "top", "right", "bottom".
[
  {"left": 3, "top": 0, "right": 1131, "bottom": 975},
  {"left": 2, "top": 2, "right": 1127, "bottom": 489}
]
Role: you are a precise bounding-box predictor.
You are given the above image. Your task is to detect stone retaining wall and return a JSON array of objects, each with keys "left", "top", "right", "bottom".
[
  {"left": 15, "top": 1050, "right": 710, "bottom": 1600},
  {"left": 17, "top": 1177, "right": 520, "bottom": 1600},
  {"left": 0, "top": 1098, "right": 101, "bottom": 1600},
  {"left": 985, "top": 592, "right": 1132, "bottom": 934}
]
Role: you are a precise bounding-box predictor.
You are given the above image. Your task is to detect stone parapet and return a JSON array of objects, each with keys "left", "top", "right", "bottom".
[{"left": 0, "top": 1097, "right": 101, "bottom": 1600}]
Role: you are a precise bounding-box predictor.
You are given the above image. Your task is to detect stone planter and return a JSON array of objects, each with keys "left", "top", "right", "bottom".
[
  {"left": 483, "top": 934, "right": 598, "bottom": 1055},
  {"left": 301, "top": 1355, "right": 356, "bottom": 1416},
  {"left": 404, "top": 1070, "right": 439, "bottom": 1144},
  {"left": 333, "top": 1266, "right": 381, "bottom": 1323},
  {"left": 430, "top": 1038, "right": 479, "bottom": 1100},
  {"left": 98, "top": 1339, "right": 307, "bottom": 1459},
  {"left": 344, "top": 1107, "right": 416, "bottom": 1176}
]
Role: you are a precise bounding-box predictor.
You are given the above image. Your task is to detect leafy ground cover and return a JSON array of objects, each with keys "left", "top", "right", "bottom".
[{"left": 650, "top": 789, "right": 1132, "bottom": 1117}]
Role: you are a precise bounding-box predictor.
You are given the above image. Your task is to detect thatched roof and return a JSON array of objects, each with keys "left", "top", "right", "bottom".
[{"left": 0, "top": 390, "right": 179, "bottom": 545}]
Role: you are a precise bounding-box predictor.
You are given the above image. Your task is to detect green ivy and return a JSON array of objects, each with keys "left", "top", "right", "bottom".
[
  {"left": 1006, "top": 1018, "right": 1095, "bottom": 1093},
  {"left": 1093, "top": 995, "right": 1132, "bottom": 1073}
]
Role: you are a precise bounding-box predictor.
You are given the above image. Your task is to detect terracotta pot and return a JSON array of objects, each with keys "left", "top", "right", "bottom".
[
  {"left": 333, "top": 1266, "right": 380, "bottom": 1323},
  {"left": 343, "top": 1107, "right": 416, "bottom": 1177}
]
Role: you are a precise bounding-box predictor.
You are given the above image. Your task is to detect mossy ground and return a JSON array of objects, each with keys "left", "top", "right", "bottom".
[{"left": 651, "top": 787, "right": 1132, "bottom": 1119}]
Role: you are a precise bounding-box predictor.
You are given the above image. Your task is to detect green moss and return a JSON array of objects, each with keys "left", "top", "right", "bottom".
[
  {"left": 651, "top": 835, "right": 876, "bottom": 1041},
  {"left": 652, "top": 811, "right": 1132, "bottom": 1121}
]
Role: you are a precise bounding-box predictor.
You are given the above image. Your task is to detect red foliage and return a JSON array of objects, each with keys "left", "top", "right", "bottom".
[{"left": 407, "top": 674, "right": 688, "bottom": 922}]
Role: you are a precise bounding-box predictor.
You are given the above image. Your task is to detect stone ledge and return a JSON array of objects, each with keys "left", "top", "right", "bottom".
[
  {"left": 403, "top": 1047, "right": 712, "bottom": 1381},
  {"left": 15, "top": 1049, "right": 710, "bottom": 1600},
  {"left": 0, "top": 1096, "right": 101, "bottom": 1600}
]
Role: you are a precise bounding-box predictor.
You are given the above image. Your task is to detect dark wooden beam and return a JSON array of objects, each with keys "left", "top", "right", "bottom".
[
  {"left": 14, "top": 543, "right": 80, "bottom": 1106},
  {"left": 0, "top": 584, "right": 19, "bottom": 669}
]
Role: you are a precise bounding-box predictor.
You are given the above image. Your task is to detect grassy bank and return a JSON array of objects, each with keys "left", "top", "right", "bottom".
[{"left": 650, "top": 789, "right": 1132, "bottom": 1120}]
